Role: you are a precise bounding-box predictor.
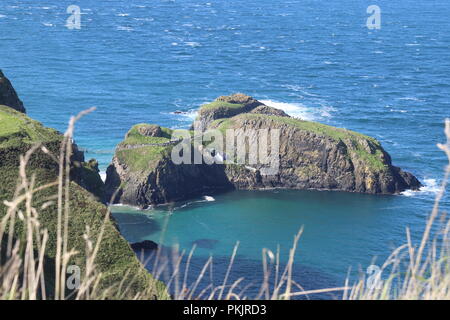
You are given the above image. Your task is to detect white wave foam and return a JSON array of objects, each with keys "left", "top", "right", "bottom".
[
  {"left": 0, "top": 14, "right": 7, "bottom": 18},
  {"left": 134, "top": 17, "right": 154, "bottom": 22},
  {"left": 398, "top": 97, "right": 423, "bottom": 102},
  {"left": 169, "top": 109, "right": 198, "bottom": 122},
  {"left": 117, "top": 26, "right": 133, "bottom": 31},
  {"left": 109, "top": 203, "right": 142, "bottom": 211},
  {"left": 260, "top": 99, "right": 332, "bottom": 121},
  {"left": 185, "top": 41, "right": 201, "bottom": 47},
  {"left": 99, "top": 171, "right": 107, "bottom": 183},
  {"left": 401, "top": 178, "right": 440, "bottom": 197},
  {"left": 389, "top": 108, "right": 408, "bottom": 113},
  {"left": 203, "top": 196, "right": 215, "bottom": 202}
]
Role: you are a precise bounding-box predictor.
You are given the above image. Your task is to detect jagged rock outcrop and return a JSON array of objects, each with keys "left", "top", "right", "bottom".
[
  {"left": 193, "top": 93, "right": 264, "bottom": 131},
  {"left": 250, "top": 104, "right": 290, "bottom": 117},
  {"left": 0, "top": 70, "right": 25, "bottom": 113},
  {"left": 71, "top": 158, "right": 106, "bottom": 201},
  {"left": 105, "top": 94, "right": 421, "bottom": 208}
]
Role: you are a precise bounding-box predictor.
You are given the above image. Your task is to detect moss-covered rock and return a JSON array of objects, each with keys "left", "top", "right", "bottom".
[
  {"left": 193, "top": 93, "right": 263, "bottom": 131},
  {"left": 250, "top": 104, "right": 290, "bottom": 117},
  {"left": 0, "top": 105, "right": 166, "bottom": 299},
  {"left": 72, "top": 159, "right": 106, "bottom": 202}
]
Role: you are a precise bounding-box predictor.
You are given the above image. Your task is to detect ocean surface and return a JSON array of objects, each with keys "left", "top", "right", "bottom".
[{"left": 1, "top": 0, "right": 449, "bottom": 298}]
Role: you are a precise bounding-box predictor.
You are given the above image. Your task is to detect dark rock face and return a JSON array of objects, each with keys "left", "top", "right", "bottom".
[
  {"left": 105, "top": 94, "right": 422, "bottom": 207},
  {"left": 105, "top": 148, "right": 233, "bottom": 207},
  {"left": 212, "top": 115, "right": 421, "bottom": 194},
  {"left": 0, "top": 70, "right": 26, "bottom": 113},
  {"left": 71, "top": 158, "right": 106, "bottom": 202}
]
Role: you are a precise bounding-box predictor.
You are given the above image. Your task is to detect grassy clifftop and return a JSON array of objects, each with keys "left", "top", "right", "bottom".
[
  {"left": 115, "top": 124, "right": 174, "bottom": 173},
  {"left": 0, "top": 105, "right": 61, "bottom": 148},
  {"left": 0, "top": 105, "right": 167, "bottom": 299}
]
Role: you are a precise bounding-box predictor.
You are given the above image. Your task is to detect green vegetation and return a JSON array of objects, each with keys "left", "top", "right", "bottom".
[
  {"left": 199, "top": 101, "right": 245, "bottom": 112},
  {"left": 116, "top": 124, "right": 175, "bottom": 173},
  {"left": 117, "top": 146, "right": 169, "bottom": 173},
  {"left": 122, "top": 124, "right": 173, "bottom": 146},
  {"left": 0, "top": 105, "right": 61, "bottom": 148},
  {"left": 0, "top": 105, "right": 167, "bottom": 299},
  {"left": 211, "top": 113, "right": 389, "bottom": 172},
  {"left": 77, "top": 160, "right": 106, "bottom": 201}
]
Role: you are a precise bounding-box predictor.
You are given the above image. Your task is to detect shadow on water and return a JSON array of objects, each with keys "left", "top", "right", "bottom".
[
  {"left": 192, "top": 239, "right": 220, "bottom": 249},
  {"left": 112, "top": 210, "right": 162, "bottom": 241}
]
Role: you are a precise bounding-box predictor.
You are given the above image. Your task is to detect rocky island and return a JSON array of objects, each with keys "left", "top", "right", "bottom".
[{"left": 105, "top": 93, "right": 421, "bottom": 208}]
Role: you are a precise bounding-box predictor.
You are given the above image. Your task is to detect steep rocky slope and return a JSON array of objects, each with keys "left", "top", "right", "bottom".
[{"left": 0, "top": 104, "right": 166, "bottom": 298}]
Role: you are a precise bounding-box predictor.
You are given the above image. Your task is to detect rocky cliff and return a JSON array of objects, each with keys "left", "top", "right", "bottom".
[
  {"left": 105, "top": 94, "right": 421, "bottom": 207},
  {"left": 105, "top": 124, "right": 232, "bottom": 207},
  {"left": 0, "top": 70, "right": 26, "bottom": 113}
]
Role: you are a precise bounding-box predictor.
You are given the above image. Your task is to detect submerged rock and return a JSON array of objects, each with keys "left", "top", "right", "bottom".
[
  {"left": 131, "top": 240, "right": 159, "bottom": 251},
  {"left": 105, "top": 94, "right": 422, "bottom": 207},
  {"left": 192, "top": 239, "right": 219, "bottom": 249},
  {"left": 0, "top": 70, "right": 25, "bottom": 113}
]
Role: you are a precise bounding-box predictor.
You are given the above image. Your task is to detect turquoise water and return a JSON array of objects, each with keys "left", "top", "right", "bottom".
[
  {"left": 1, "top": 0, "right": 449, "bottom": 297},
  {"left": 112, "top": 189, "right": 442, "bottom": 297}
]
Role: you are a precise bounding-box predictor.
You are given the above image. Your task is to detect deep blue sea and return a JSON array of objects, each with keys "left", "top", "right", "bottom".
[{"left": 1, "top": 0, "right": 449, "bottom": 298}]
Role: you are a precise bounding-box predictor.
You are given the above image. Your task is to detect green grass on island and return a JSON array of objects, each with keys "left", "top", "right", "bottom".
[
  {"left": 211, "top": 113, "right": 389, "bottom": 172},
  {"left": 199, "top": 101, "right": 245, "bottom": 112}
]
